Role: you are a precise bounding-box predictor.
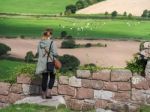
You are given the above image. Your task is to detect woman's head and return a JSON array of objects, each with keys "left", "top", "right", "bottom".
[
  {"left": 41, "top": 28, "right": 53, "bottom": 40},
  {"left": 42, "top": 31, "right": 49, "bottom": 40},
  {"left": 46, "top": 28, "right": 53, "bottom": 36}
]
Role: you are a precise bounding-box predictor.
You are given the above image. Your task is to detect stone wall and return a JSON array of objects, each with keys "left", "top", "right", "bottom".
[{"left": 0, "top": 69, "right": 150, "bottom": 111}]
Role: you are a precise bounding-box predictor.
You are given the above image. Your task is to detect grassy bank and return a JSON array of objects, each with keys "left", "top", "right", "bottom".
[
  {"left": 0, "top": 0, "right": 77, "bottom": 15},
  {"left": 0, "top": 17, "right": 150, "bottom": 40},
  {"left": 0, "top": 104, "right": 71, "bottom": 112},
  {"left": 0, "top": 59, "right": 31, "bottom": 83}
]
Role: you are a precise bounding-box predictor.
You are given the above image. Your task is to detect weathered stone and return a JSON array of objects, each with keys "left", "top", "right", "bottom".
[
  {"left": 111, "top": 69, "right": 132, "bottom": 82},
  {"left": 67, "top": 99, "right": 94, "bottom": 111},
  {"left": 17, "top": 75, "right": 31, "bottom": 84},
  {"left": 95, "top": 100, "right": 112, "bottom": 109},
  {"left": 145, "top": 60, "right": 150, "bottom": 78},
  {"left": 51, "top": 87, "right": 58, "bottom": 96},
  {"left": 146, "top": 77, "right": 150, "bottom": 88},
  {"left": 0, "top": 82, "right": 11, "bottom": 95},
  {"left": 84, "top": 99, "right": 95, "bottom": 104},
  {"left": 132, "top": 89, "right": 146, "bottom": 103},
  {"left": 91, "top": 80, "right": 103, "bottom": 89},
  {"left": 76, "top": 88, "right": 94, "bottom": 99},
  {"left": 103, "top": 82, "right": 117, "bottom": 92},
  {"left": 92, "top": 70, "right": 111, "bottom": 81},
  {"left": 117, "top": 82, "right": 131, "bottom": 91},
  {"left": 147, "top": 96, "right": 150, "bottom": 104},
  {"left": 132, "top": 76, "right": 149, "bottom": 90},
  {"left": 8, "top": 93, "right": 24, "bottom": 103},
  {"left": 82, "top": 79, "right": 93, "bottom": 88},
  {"left": 0, "top": 102, "right": 9, "bottom": 108},
  {"left": 31, "top": 77, "right": 41, "bottom": 85},
  {"left": 0, "top": 95, "right": 9, "bottom": 103},
  {"left": 67, "top": 99, "right": 83, "bottom": 111},
  {"left": 22, "top": 84, "right": 40, "bottom": 95},
  {"left": 82, "top": 79, "right": 103, "bottom": 89},
  {"left": 76, "top": 70, "right": 91, "bottom": 78},
  {"left": 69, "top": 76, "right": 81, "bottom": 87},
  {"left": 10, "top": 84, "right": 22, "bottom": 94},
  {"left": 114, "top": 91, "right": 130, "bottom": 101},
  {"left": 82, "top": 102, "right": 95, "bottom": 111},
  {"left": 110, "top": 103, "right": 129, "bottom": 112},
  {"left": 94, "top": 90, "right": 114, "bottom": 100},
  {"left": 58, "top": 85, "right": 75, "bottom": 97},
  {"left": 63, "top": 95, "right": 72, "bottom": 101},
  {"left": 59, "top": 76, "right": 69, "bottom": 85}
]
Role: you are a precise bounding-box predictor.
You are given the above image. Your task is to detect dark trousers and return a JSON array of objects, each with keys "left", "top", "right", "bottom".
[{"left": 42, "top": 72, "right": 55, "bottom": 92}]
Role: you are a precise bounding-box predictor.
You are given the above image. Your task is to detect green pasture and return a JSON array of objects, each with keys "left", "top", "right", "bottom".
[
  {"left": 0, "top": 17, "right": 150, "bottom": 40},
  {"left": 0, "top": 104, "right": 71, "bottom": 112},
  {"left": 0, "top": 0, "right": 77, "bottom": 14}
]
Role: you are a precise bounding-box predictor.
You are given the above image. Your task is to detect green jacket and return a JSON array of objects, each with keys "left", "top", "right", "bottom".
[{"left": 35, "top": 39, "right": 58, "bottom": 75}]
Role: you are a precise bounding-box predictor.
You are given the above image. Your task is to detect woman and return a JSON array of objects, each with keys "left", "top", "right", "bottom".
[{"left": 35, "top": 28, "right": 58, "bottom": 99}]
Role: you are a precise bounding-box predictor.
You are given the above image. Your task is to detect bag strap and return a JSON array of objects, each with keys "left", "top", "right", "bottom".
[{"left": 47, "top": 41, "right": 53, "bottom": 62}]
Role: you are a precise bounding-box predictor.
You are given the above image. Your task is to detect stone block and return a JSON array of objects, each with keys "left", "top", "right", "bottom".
[
  {"left": 17, "top": 75, "right": 31, "bottom": 84},
  {"left": 103, "top": 82, "right": 117, "bottom": 92},
  {"left": 0, "top": 95, "right": 9, "bottom": 103},
  {"left": 10, "top": 84, "right": 22, "bottom": 94},
  {"left": 76, "top": 88, "right": 94, "bottom": 99},
  {"left": 92, "top": 69, "right": 111, "bottom": 81},
  {"left": 114, "top": 91, "right": 131, "bottom": 101},
  {"left": 94, "top": 90, "right": 114, "bottom": 100},
  {"left": 59, "top": 76, "right": 69, "bottom": 85},
  {"left": 76, "top": 70, "right": 91, "bottom": 78},
  {"left": 117, "top": 82, "right": 131, "bottom": 91},
  {"left": 69, "top": 76, "right": 81, "bottom": 87},
  {"left": 95, "top": 100, "right": 112, "bottom": 109},
  {"left": 111, "top": 69, "right": 132, "bottom": 82},
  {"left": 132, "top": 76, "right": 149, "bottom": 90},
  {"left": 132, "top": 89, "right": 146, "bottom": 103},
  {"left": 0, "top": 82, "right": 11, "bottom": 95},
  {"left": 8, "top": 93, "right": 24, "bottom": 103},
  {"left": 22, "top": 84, "right": 40, "bottom": 95},
  {"left": 58, "top": 85, "right": 75, "bottom": 97},
  {"left": 67, "top": 99, "right": 83, "bottom": 111}
]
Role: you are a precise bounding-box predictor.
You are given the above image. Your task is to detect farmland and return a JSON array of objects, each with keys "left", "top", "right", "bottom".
[{"left": 0, "top": 0, "right": 77, "bottom": 15}]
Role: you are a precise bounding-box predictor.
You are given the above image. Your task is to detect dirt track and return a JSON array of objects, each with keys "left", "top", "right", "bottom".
[
  {"left": 77, "top": 0, "right": 150, "bottom": 16},
  {"left": 0, "top": 38, "right": 140, "bottom": 68}
]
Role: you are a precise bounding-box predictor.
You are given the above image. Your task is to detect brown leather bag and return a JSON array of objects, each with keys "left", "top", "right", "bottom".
[{"left": 54, "top": 59, "right": 62, "bottom": 69}]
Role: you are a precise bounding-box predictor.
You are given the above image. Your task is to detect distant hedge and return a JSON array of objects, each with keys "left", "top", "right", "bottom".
[{"left": 0, "top": 43, "right": 11, "bottom": 56}]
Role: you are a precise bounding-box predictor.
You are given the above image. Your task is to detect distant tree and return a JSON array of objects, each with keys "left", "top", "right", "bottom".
[
  {"left": 148, "top": 11, "right": 150, "bottom": 18},
  {"left": 128, "top": 13, "right": 133, "bottom": 19},
  {"left": 111, "top": 11, "right": 117, "bottom": 18},
  {"left": 82, "top": 0, "right": 89, "bottom": 7},
  {"left": 65, "top": 9, "right": 72, "bottom": 15},
  {"left": 141, "top": 9, "right": 148, "bottom": 17},
  {"left": 104, "top": 11, "right": 108, "bottom": 17},
  {"left": 66, "top": 5, "right": 76, "bottom": 14},
  {"left": 76, "top": 1, "right": 84, "bottom": 10},
  {"left": 123, "top": 11, "right": 127, "bottom": 16}
]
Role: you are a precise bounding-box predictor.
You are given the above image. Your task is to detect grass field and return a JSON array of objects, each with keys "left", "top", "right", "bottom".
[
  {"left": 0, "top": 17, "right": 150, "bottom": 40},
  {"left": 0, "top": 59, "right": 26, "bottom": 83},
  {"left": 0, "top": 103, "right": 150, "bottom": 112},
  {"left": 0, "top": 104, "right": 72, "bottom": 112},
  {"left": 0, "top": 0, "right": 77, "bottom": 15}
]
